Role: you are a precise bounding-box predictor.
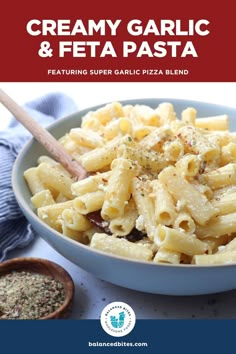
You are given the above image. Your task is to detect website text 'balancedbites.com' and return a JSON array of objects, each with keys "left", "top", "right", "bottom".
[{"left": 88, "top": 341, "right": 148, "bottom": 348}]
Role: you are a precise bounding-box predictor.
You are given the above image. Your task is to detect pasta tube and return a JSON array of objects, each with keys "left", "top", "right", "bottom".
[
  {"left": 101, "top": 158, "right": 136, "bottom": 220},
  {"left": 158, "top": 166, "right": 218, "bottom": 225},
  {"left": 177, "top": 125, "right": 220, "bottom": 161},
  {"left": 155, "top": 225, "right": 208, "bottom": 256},
  {"left": 150, "top": 180, "right": 177, "bottom": 226},
  {"left": 90, "top": 233, "right": 153, "bottom": 261}
]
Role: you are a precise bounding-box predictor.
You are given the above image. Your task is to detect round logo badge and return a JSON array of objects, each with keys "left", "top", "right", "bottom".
[{"left": 100, "top": 301, "right": 136, "bottom": 337}]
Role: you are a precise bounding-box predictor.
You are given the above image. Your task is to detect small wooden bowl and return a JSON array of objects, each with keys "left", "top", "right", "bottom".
[{"left": 0, "top": 257, "right": 75, "bottom": 320}]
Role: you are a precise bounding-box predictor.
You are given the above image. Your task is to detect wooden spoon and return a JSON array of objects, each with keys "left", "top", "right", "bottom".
[{"left": 0, "top": 88, "right": 87, "bottom": 180}]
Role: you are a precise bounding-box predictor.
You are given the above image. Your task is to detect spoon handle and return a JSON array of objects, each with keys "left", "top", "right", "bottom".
[{"left": 0, "top": 88, "right": 87, "bottom": 180}]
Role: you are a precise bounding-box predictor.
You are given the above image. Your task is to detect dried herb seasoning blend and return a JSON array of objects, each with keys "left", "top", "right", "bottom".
[{"left": 0, "top": 270, "right": 65, "bottom": 319}]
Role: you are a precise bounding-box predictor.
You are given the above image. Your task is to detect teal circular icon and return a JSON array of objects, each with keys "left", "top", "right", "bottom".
[{"left": 100, "top": 301, "right": 136, "bottom": 337}]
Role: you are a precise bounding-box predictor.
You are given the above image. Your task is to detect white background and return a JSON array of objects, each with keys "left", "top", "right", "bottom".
[{"left": 1, "top": 82, "right": 236, "bottom": 130}]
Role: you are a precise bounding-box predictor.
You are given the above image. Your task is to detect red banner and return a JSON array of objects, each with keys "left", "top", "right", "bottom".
[{"left": 1, "top": 0, "right": 235, "bottom": 82}]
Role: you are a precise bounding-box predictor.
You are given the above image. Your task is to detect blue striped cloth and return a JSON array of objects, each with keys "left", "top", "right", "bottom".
[{"left": 0, "top": 92, "right": 78, "bottom": 261}]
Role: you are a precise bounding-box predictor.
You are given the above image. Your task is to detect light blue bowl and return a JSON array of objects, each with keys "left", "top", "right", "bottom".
[{"left": 12, "top": 98, "right": 236, "bottom": 295}]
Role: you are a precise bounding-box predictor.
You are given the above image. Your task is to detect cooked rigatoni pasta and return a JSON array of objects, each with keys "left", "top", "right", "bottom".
[
  {"left": 37, "top": 162, "right": 74, "bottom": 199},
  {"left": 101, "top": 158, "right": 136, "bottom": 220},
  {"left": 155, "top": 225, "right": 208, "bottom": 256},
  {"left": 79, "top": 134, "right": 133, "bottom": 172},
  {"left": 73, "top": 190, "right": 105, "bottom": 214},
  {"left": 153, "top": 247, "right": 181, "bottom": 264},
  {"left": 82, "top": 101, "right": 124, "bottom": 125},
  {"left": 69, "top": 128, "right": 104, "bottom": 148},
  {"left": 139, "top": 125, "right": 173, "bottom": 151},
  {"left": 71, "top": 171, "right": 110, "bottom": 196},
  {"left": 61, "top": 224, "right": 85, "bottom": 242},
  {"left": 133, "top": 125, "right": 154, "bottom": 141},
  {"left": 221, "top": 142, "right": 236, "bottom": 165},
  {"left": 37, "top": 155, "right": 59, "bottom": 166},
  {"left": 173, "top": 211, "right": 196, "bottom": 234},
  {"left": 195, "top": 115, "right": 229, "bottom": 131},
  {"left": 218, "top": 237, "right": 236, "bottom": 252},
  {"left": 109, "top": 199, "right": 138, "bottom": 236},
  {"left": 127, "top": 104, "right": 160, "bottom": 127},
  {"left": 204, "top": 235, "right": 232, "bottom": 254},
  {"left": 61, "top": 209, "right": 92, "bottom": 231},
  {"left": 177, "top": 125, "right": 220, "bottom": 162},
  {"left": 117, "top": 144, "right": 168, "bottom": 173},
  {"left": 59, "top": 134, "right": 90, "bottom": 157},
  {"left": 24, "top": 167, "right": 45, "bottom": 195},
  {"left": 193, "top": 251, "right": 236, "bottom": 265},
  {"left": 162, "top": 138, "right": 184, "bottom": 162},
  {"left": 37, "top": 200, "right": 74, "bottom": 232},
  {"left": 81, "top": 116, "right": 101, "bottom": 131},
  {"left": 23, "top": 100, "right": 236, "bottom": 265},
  {"left": 103, "top": 117, "right": 133, "bottom": 140},
  {"left": 156, "top": 102, "right": 176, "bottom": 124},
  {"left": 158, "top": 166, "right": 218, "bottom": 225},
  {"left": 211, "top": 191, "right": 236, "bottom": 215},
  {"left": 31, "top": 189, "right": 55, "bottom": 208},
  {"left": 131, "top": 177, "right": 157, "bottom": 241},
  {"left": 78, "top": 137, "right": 119, "bottom": 172},
  {"left": 203, "top": 163, "right": 236, "bottom": 189},
  {"left": 181, "top": 107, "right": 197, "bottom": 125},
  {"left": 190, "top": 180, "right": 213, "bottom": 199},
  {"left": 175, "top": 154, "right": 200, "bottom": 177},
  {"left": 196, "top": 212, "right": 236, "bottom": 238},
  {"left": 90, "top": 233, "right": 153, "bottom": 261},
  {"left": 150, "top": 180, "right": 177, "bottom": 226}
]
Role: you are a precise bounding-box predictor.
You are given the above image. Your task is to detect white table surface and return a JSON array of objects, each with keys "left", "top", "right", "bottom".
[{"left": 2, "top": 82, "right": 236, "bottom": 319}]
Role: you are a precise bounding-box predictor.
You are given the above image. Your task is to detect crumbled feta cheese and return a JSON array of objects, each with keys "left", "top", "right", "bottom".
[
  {"left": 136, "top": 215, "right": 145, "bottom": 231},
  {"left": 176, "top": 200, "right": 186, "bottom": 212},
  {"left": 98, "top": 183, "right": 107, "bottom": 192},
  {"left": 218, "top": 246, "right": 226, "bottom": 253}
]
